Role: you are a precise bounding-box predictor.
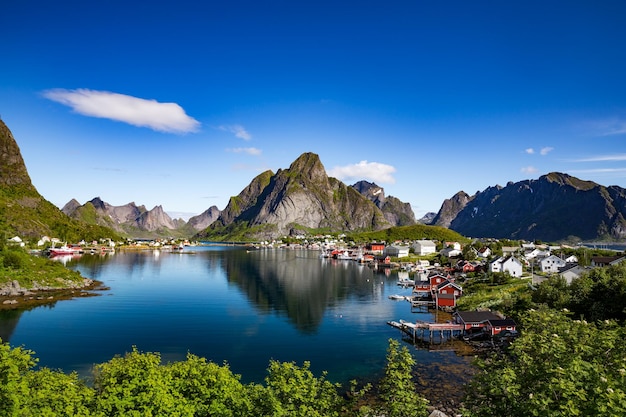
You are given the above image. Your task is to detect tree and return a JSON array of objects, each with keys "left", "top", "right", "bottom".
[
  {"left": 92, "top": 347, "right": 194, "bottom": 416},
  {"left": 21, "top": 368, "right": 93, "bottom": 416},
  {"left": 463, "top": 308, "right": 626, "bottom": 416},
  {"left": 0, "top": 339, "right": 34, "bottom": 417},
  {"left": 168, "top": 353, "right": 253, "bottom": 417},
  {"left": 377, "top": 339, "right": 428, "bottom": 417},
  {"left": 260, "top": 360, "right": 344, "bottom": 417}
]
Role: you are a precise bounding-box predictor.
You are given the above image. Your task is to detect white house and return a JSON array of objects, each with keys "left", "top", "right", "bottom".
[
  {"left": 477, "top": 247, "right": 491, "bottom": 258},
  {"left": 445, "top": 242, "right": 462, "bottom": 251},
  {"left": 539, "top": 255, "right": 567, "bottom": 274},
  {"left": 384, "top": 245, "right": 410, "bottom": 258},
  {"left": 440, "top": 247, "right": 462, "bottom": 258},
  {"left": 412, "top": 240, "right": 437, "bottom": 256},
  {"left": 559, "top": 264, "right": 589, "bottom": 285},
  {"left": 489, "top": 256, "right": 523, "bottom": 277},
  {"left": 564, "top": 254, "right": 578, "bottom": 263}
]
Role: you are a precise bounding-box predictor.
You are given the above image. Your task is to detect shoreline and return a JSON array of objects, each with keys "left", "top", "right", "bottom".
[{"left": 0, "top": 279, "right": 108, "bottom": 310}]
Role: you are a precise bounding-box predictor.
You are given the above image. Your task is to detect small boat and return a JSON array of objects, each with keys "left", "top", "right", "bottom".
[
  {"left": 49, "top": 245, "right": 78, "bottom": 256},
  {"left": 397, "top": 278, "right": 415, "bottom": 286},
  {"left": 388, "top": 294, "right": 407, "bottom": 300}
]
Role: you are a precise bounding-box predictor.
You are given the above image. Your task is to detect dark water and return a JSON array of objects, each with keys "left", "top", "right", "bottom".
[{"left": 0, "top": 246, "right": 471, "bottom": 385}]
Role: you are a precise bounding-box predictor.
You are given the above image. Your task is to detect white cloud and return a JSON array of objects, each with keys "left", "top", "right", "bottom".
[
  {"left": 521, "top": 166, "right": 538, "bottom": 175},
  {"left": 540, "top": 147, "right": 554, "bottom": 156},
  {"left": 227, "top": 147, "right": 262, "bottom": 156},
  {"left": 569, "top": 154, "right": 626, "bottom": 162},
  {"left": 218, "top": 124, "right": 252, "bottom": 140},
  {"left": 42, "top": 88, "right": 200, "bottom": 133},
  {"left": 525, "top": 148, "right": 535, "bottom": 154},
  {"left": 327, "top": 161, "right": 396, "bottom": 184}
]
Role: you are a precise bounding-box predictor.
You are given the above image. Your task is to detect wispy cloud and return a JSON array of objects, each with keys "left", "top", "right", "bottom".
[
  {"left": 521, "top": 166, "right": 538, "bottom": 175},
  {"left": 540, "top": 147, "right": 554, "bottom": 156},
  {"left": 585, "top": 117, "right": 626, "bottom": 136},
  {"left": 227, "top": 147, "right": 262, "bottom": 156},
  {"left": 525, "top": 148, "right": 535, "bottom": 154},
  {"left": 569, "top": 154, "right": 626, "bottom": 162},
  {"left": 42, "top": 88, "right": 200, "bottom": 134},
  {"left": 570, "top": 168, "right": 626, "bottom": 174},
  {"left": 327, "top": 161, "right": 396, "bottom": 184},
  {"left": 218, "top": 124, "right": 252, "bottom": 140}
]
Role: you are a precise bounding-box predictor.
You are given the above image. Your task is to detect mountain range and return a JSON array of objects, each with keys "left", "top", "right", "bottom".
[
  {"left": 431, "top": 172, "right": 626, "bottom": 242},
  {"left": 61, "top": 197, "right": 221, "bottom": 239},
  {"left": 60, "top": 155, "right": 415, "bottom": 240},
  {"left": 3, "top": 117, "right": 626, "bottom": 243}
]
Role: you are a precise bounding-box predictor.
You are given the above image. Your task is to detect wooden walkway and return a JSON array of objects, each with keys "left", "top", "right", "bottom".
[{"left": 388, "top": 319, "right": 464, "bottom": 344}]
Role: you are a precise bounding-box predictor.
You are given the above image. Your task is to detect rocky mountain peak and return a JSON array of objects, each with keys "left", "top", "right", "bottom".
[
  {"left": 187, "top": 206, "right": 220, "bottom": 231},
  {"left": 0, "top": 119, "right": 35, "bottom": 189},
  {"left": 199, "top": 152, "right": 393, "bottom": 239},
  {"left": 351, "top": 180, "right": 385, "bottom": 206},
  {"left": 288, "top": 152, "right": 327, "bottom": 182}
]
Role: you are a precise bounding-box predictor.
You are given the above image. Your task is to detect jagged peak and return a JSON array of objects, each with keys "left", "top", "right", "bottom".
[{"left": 288, "top": 152, "right": 327, "bottom": 178}]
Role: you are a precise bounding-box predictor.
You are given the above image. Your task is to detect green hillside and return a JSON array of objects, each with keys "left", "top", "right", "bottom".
[{"left": 347, "top": 223, "right": 470, "bottom": 244}]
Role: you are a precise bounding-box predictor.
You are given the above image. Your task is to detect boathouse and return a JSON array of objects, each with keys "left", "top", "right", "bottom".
[
  {"left": 483, "top": 318, "right": 517, "bottom": 336},
  {"left": 435, "top": 281, "right": 463, "bottom": 308},
  {"left": 453, "top": 311, "right": 502, "bottom": 331}
]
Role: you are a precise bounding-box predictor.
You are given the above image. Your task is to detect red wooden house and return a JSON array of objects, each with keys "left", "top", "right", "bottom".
[
  {"left": 453, "top": 311, "right": 502, "bottom": 332},
  {"left": 483, "top": 319, "right": 517, "bottom": 336},
  {"left": 428, "top": 274, "right": 449, "bottom": 291},
  {"left": 366, "top": 242, "right": 385, "bottom": 255},
  {"left": 435, "top": 281, "right": 463, "bottom": 308},
  {"left": 374, "top": 255, "right": 391, "bottom": 265}
]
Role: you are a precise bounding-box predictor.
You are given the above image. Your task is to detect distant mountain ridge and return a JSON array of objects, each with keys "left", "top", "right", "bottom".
[
  {"left": 197, "top": 152, "right": 413, "bottom": 240},
  {"left": 62, "top": 197, "right": 220, "bottom": 238},
  {"left": 432, "top": 172, "right": 626, "bottom": 241}
]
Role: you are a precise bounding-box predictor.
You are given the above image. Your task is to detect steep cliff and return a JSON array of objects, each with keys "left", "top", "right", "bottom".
[{"left": 0, "top": 119, "right": 118, "bottom": 241}]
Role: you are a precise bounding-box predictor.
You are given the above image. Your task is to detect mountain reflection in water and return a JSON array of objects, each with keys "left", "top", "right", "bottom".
[{"left": 0, "top": 246, "right": 472, "bottom": 385}]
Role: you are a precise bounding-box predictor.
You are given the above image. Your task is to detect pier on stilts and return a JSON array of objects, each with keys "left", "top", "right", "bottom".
[{"left": 387, "top": 319, "right": 464, "bottom": 344}]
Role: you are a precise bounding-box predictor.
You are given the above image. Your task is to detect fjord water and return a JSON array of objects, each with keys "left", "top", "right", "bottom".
[{"left": 0, "top": 246, "right": 469, "bottom": 385}]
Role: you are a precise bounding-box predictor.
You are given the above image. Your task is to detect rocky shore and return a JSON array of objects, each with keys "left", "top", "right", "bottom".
[{"left": 0, "top": 278, "right": 106, "bottom": 310}]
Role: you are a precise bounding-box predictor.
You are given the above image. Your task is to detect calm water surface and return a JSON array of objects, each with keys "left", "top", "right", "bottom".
[{"left": 0, "top": 246, "right": 470, "bottom": 385}]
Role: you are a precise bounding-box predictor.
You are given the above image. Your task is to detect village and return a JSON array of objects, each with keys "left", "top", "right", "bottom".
[{"left": 303, "top": 237, "right": 626, "bottom": 346}]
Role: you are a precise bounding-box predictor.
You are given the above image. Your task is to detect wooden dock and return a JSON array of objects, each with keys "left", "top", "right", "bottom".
[{"left": 388, "top": 319, "right": 464, "bottom": 344}]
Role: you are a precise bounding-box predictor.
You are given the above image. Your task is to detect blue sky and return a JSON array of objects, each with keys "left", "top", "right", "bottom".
[{"left": 2, "top": 1, "right": 626, "bottom": 220}]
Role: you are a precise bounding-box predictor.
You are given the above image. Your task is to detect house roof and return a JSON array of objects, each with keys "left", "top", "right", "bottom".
[
  {"left": 485, "top": 319, "right": 517, "bottom": 327},
  {"left": 592, "top": 255, "right": 626, "bottom": 265},
  {"left": 437, "top": 281, "right": 462, "bottom": 291},
  {"left": 454, "top": 311, "right": 501, "bottom": 323}
]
